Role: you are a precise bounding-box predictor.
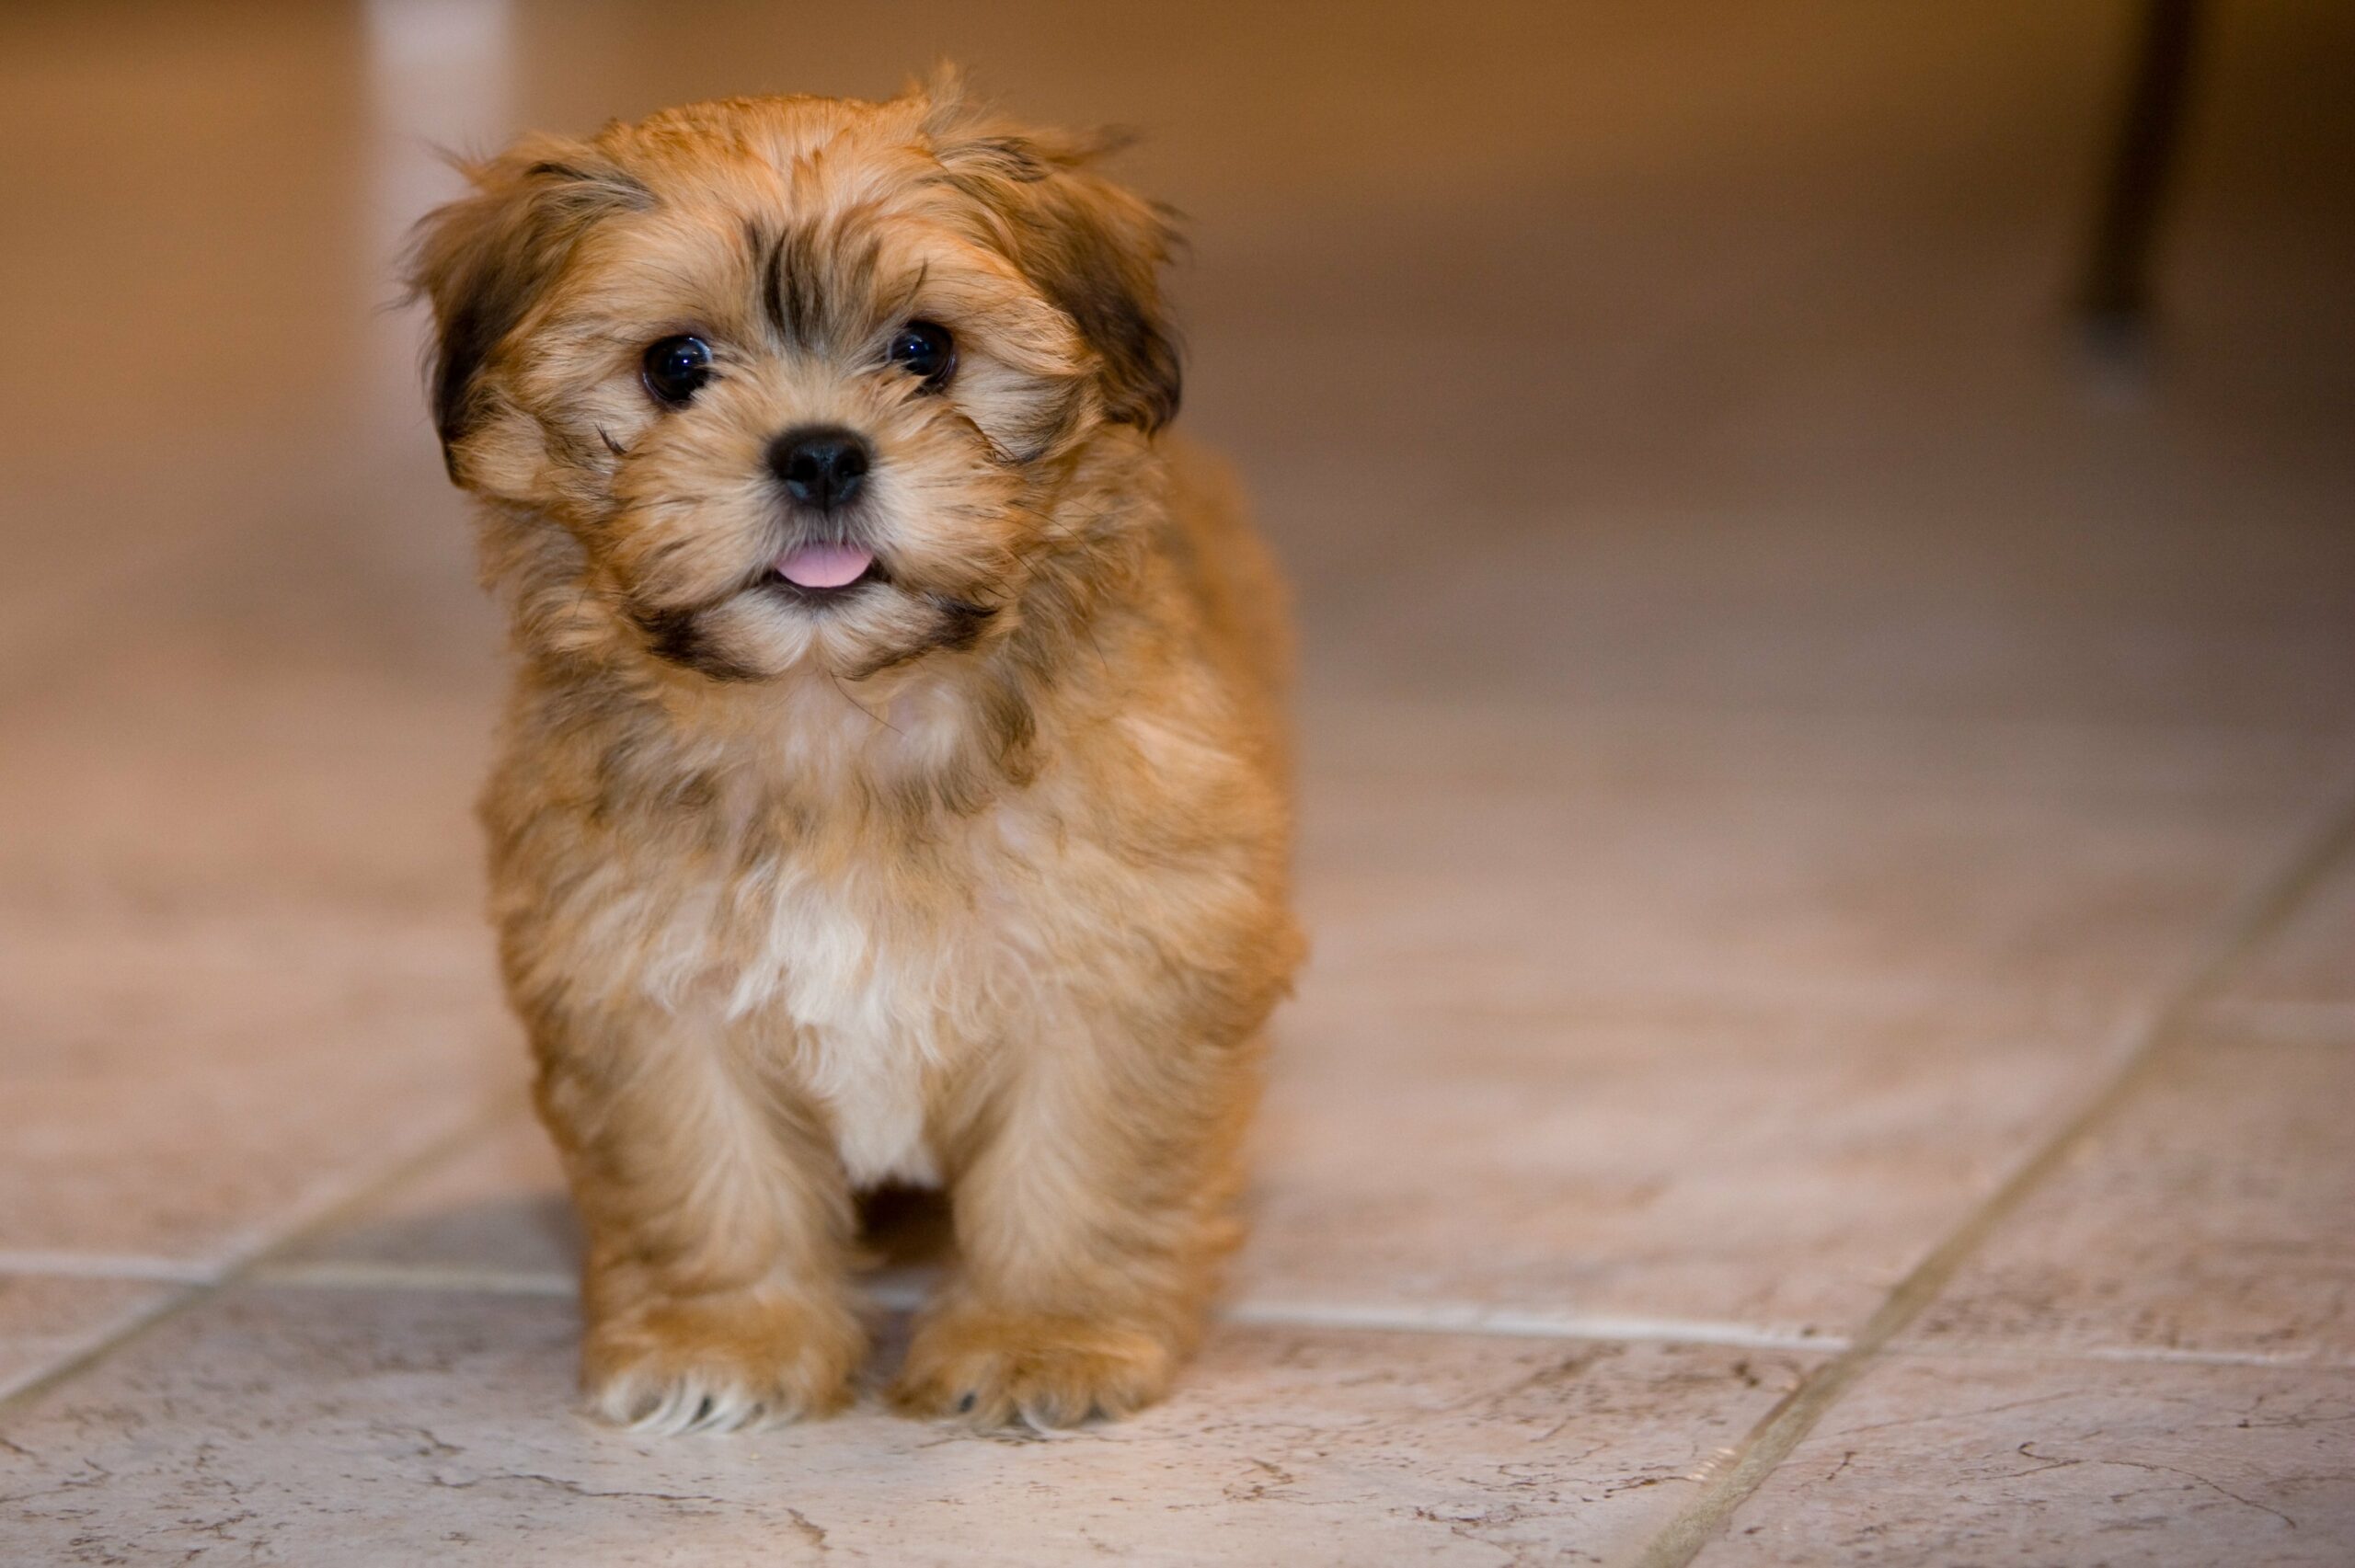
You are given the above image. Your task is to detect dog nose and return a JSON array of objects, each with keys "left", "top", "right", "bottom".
[{"left": 768, "top": 426, "right": 870, "bottom": 511}]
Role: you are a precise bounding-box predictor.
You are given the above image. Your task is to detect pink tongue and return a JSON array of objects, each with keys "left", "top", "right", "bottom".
[{"left": 776, "top": 543, "right": 875, "bottom": 589}]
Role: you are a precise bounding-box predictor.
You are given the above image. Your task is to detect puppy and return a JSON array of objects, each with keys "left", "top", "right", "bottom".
[{"left": 407, "top": 73, "right": 1301, "bottom": 1432}]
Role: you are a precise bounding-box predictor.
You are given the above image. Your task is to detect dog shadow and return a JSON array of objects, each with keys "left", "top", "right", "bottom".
[{"left": 317, "top": 1183, "right": 956, "bottom": 1288}]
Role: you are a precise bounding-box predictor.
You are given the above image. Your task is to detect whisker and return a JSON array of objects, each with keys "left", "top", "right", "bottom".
[{"left": 829, "top": 670, "right": 902, "bottom": 735}]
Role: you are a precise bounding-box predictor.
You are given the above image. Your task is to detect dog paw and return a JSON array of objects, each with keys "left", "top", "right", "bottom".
[
  {"left": 581, "top": 1289, "right": 864, "bottom": 1435},
  {"left": 889, "top": 1306, "right": 1178, "bottom": 1428}
]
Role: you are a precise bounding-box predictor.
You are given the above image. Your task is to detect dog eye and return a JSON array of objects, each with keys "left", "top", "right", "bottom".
[
  {"left": 886, "top": 321, "right": 955, "bottom": 391},
  {"left": 641, "top": 336, "right": 714, "bottom": 406}
]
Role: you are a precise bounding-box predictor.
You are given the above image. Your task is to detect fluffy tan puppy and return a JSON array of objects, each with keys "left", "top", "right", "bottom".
[{"left": 407, "top": 73, "right": 1300, "bottom": 1433}]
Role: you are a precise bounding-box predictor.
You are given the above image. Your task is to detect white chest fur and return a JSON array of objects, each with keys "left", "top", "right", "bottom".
[
  {"left": 568, "top": 683, "right": 1081, "bottom": 1191},
  {"left": 601, "top": 799, "right": 1047, "bottom": 1192},
  {"left": 729, "top": 864, "right": 954, "bottom": 1187}
]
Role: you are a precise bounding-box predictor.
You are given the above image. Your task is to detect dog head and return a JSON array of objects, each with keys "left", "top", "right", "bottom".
[{"left": 408, "top": 74, "right": 1180, "bottom": 683}]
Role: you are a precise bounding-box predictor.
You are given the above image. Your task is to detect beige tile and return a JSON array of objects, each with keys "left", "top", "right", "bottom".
[
  {"left": 0, "top": 1285, "right": 1821, "bottom": 1566},
  {"left": 0, "top": 921, "right": 517, "bottom": 1265},
  {"left": 0, "top": 1276, "right": 178, "bottom": 1402},
  {"left": 0, "top": 475, "right": 497, "bottom": 932},
  {"left": 0, "top": 669, "right": 487, "bottom": 933},
  {"left": 2218, "top": 857, "right": 2355, "bottom": 1015},
  {"left": 1299, "top": 700, "right": 2341, "bottom": 1035},
  {"left": 280, "top": 1112, "right": 578, "bottom": 1284},
  {"left": 1907, "top": 1022, "right": 2355, "bottom": 1362},
  {"left": 1273, "top": 495, "right": 2355, "bottom": 730},
  {"left": 1242, "top": 998, "right": 2098, "bottom": 1338},
  {"left": 0, "top": 454, "right": 517, "bottom": 1269},
  {"left": 1692, "top": 1356, "right": 2355, "bottom": 1566},
  {"left": 1229, "top": 695, "right": 2344, "bottom": 1333}
]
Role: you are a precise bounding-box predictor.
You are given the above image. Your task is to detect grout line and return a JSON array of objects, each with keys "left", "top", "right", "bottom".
[
  {"left": 1961, "top": 1340, "right": 2355, "bottom": 1372},
  {"left": 0, "top": 1288, "right": 193, "bottom": 1410},
  {"left": 44, "top": 1253, "right": 2355, "bottom": 1373},
  {"left": 0, "top": 1100, "right": 512, "bottom": 1422},
  {"left": 174, "top": 1268, "right": 2355, "bottom": 1370},
  {"left": 236, "top": 1263, "right": 1855, "bottom": 1353},
  {"left": 1621, "top": 774, "right": 2355, "bottom": 1568},
  {"left": 0, "top": 1253, "right": 222, "bottom": 1285},
  {"left": 1217, "top": 1298, "right": 1843, "bottom": 1352},
  {"left": 14, "top": 1249, "right": 2354, "bottom": 1379},
  {"left": 244, "top": 1265, "right": 1845, "bottom": 1351},
  {"left": 245, "top": 1259, "right": 940, "bottom": 1315},
  {"left": 2197, "top": 994, "right": 2355, "bottom": 1043},
  {"left": 1768, "top": 1337, "right": 2355, "bottom": 1374},
  {"left": 249, "top": 1260, "right": 575, "bottom": 1297}
]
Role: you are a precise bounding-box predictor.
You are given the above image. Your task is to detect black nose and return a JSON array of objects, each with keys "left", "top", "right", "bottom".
[{"left": 767, "top": 426, "right": 871, "bottom": 511}]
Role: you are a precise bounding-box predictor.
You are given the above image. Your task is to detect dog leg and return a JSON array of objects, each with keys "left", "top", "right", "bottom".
[
  {"left": 892, "top": 1020, "right": 1260, "bottom": 1427},
  {"left": 534, "top": 1008, "right": 864, "bottom": 1434}
]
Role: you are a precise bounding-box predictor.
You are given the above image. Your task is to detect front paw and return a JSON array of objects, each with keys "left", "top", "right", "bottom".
[
  {"left": 889, "top": 1304, "right": 1178, "bottom": 1428},
  {"left": 581, "top": 1288, "right": 864, "bottom": 1435}
]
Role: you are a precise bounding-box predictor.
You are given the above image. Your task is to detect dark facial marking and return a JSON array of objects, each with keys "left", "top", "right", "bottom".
[
  {"left": 754, "top": 222, "right": 888, "bottom": 354},
  {"left": 843, "top": 595, "right": 999, "bottom": 681},
  {"left": 628, "top": 601, "right": 763, "bottom": 682},
  {"left": 767, "top": 225, "right": 824, "bottom": 346},
  {"left": 926, "top": 595, "right": 997, "bottom": 652}
]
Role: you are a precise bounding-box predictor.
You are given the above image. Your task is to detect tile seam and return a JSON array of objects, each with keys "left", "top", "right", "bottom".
[
  {"left": 0, "top": 1099, "right": 511, "bottom": 1421},
  {"left": 1616, "top": 769, "right": 2355, "bottom": 1568},
  {"left": 14, "top": 1257, "right": 2348, "bottom": 1371}
]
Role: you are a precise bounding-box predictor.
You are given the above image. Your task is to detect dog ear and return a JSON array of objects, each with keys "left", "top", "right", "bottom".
[
  {"left": 1011, "top": 167, "right": 1184, "bottom": 434},
  {"left": 928, "top": 99, "right": 1183, "bottom": 434},
  {"left": 405, "top": 142, "right": 650, "bottom": 466}
]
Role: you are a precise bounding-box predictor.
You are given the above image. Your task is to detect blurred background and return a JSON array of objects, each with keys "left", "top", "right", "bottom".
[
  {"left": 2, "top": 3, "right": 2353, "bottom": 1559},
  {"left": 7, "top": 0, "right": 2350, "bottom": 1089}
]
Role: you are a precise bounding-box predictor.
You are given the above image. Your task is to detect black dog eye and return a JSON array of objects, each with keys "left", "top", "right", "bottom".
[
  {"left": 886, "top": 321, "right": 955, "bottom": 390},
  {"left": 641, "top": 336, "right": 714, "bottom": 406}
]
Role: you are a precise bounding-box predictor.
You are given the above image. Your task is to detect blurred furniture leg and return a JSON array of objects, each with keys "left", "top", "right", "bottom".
[{"left": 2077, "top": 0, "right": 2204, "bottom": 361}]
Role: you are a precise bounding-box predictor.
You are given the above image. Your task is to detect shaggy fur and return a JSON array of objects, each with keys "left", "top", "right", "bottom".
[{"left": 408, "top": 72, "right": 1300, "bottom": 1433}]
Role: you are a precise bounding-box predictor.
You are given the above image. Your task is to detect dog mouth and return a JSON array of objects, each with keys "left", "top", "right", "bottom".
[{"left": 769, "top": 542, "right": 882, "bottom": 603}]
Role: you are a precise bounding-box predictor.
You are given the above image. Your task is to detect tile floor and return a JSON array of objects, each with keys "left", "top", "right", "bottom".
[{"left": 2, "top": 2, "right": 2351, "bottom": 1563}]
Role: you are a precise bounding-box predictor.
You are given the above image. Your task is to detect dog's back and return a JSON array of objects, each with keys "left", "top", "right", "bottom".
[{"left": 1160, "top": 440, "right": 1295, "bottom": 780}]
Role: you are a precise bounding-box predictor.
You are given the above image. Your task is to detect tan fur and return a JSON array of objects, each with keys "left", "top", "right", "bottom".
[{"left": 408, "top": 72, "right": 1299, "bottom": 1432}]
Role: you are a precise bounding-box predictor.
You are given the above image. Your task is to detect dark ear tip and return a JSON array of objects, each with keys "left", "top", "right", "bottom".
[
  {"left": 1116, "top": 357, "right": 1183, "bottom": 433},
  {"left": 404, "top": 146, "right": 650, "bottom": 479},
  {"left": 1083, "top": 123, "right": 1144, "bottom": 161},
  {"left": 1151, "top": 202, "right": 1192, "bottom": 258}
]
